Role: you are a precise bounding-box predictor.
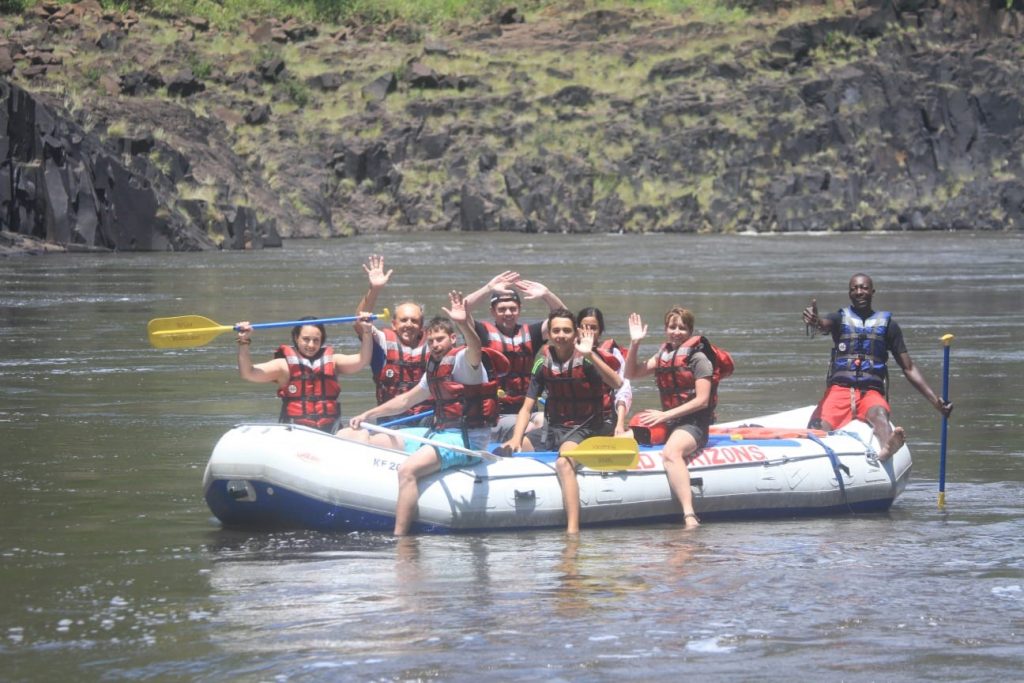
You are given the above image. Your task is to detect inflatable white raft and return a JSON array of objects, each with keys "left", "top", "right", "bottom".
[{"left": 202, "top": 406, "right": 911, "bottom": 532}]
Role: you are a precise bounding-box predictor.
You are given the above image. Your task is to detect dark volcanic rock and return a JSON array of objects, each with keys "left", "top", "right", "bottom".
[
  {"left": 244, "top": 103, "right": 271, "bottom": 125},
  {"left": 120, "top": 70, "right": 165, "bottom": 96},
  {"left": 0, "top": 78, "right": 282, "bottom": 251},
  {"left": 306, "top": 72, "right": 344, "bottom": 91},
  {"left": 257, "top": 57, "right": 286, "bottom": 82},
  {"left": 552, "top": 85, "right": 593, "bottom": 108},
  {"left": 494, "top": 7, "right": 524, "bottom": 25},
  {"left": 4, "top": 0, "right": 1024, "bottom": 248},
  {"left": 166, "top": 70, "right": 205, "bottom": 97},
  {"left": 0, "top": 79, "right": 214, "bottom": 250},
  {"left": 362, "top": 73, "right": 397, "bottom": 101}
]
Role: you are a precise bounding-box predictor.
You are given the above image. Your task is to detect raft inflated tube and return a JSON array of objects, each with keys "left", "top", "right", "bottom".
[{"left": 708, "top": 426, "right": 829, "bottom": 440}]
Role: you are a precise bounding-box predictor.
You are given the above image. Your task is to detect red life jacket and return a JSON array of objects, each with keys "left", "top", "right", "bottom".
[
  {"left": 426, "top": 346, "right": 509, "bottom": 432},
  {"left": 479, "top": 321, "right": 541, "bottom": 412},
  {"left": 654, "top": 336, "right": 732, "bottom": 420},
  {"left": 376, "top": 328, "right": 431, "bottom": 414},
  {"left": 597, "top": 338, "right": 626, "bottom": 419},
  {"left": 538, "top": 346, "right": 619, "bottom": 427},
  {"left": 275, "top": 344, "right": 341, "bottom": 432}
]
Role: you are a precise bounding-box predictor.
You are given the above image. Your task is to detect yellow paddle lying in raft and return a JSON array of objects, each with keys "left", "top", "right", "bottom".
[
  {"left": 361, "top": 423, "right": 639, "bottom": 471},
  {"left": 147, "top": 309, "right": 390, "bottom": 349}
]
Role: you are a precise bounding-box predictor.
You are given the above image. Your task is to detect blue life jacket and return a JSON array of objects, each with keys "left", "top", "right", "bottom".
[{"left": 828, "top": 307, "right": 891, "bottom": 393}]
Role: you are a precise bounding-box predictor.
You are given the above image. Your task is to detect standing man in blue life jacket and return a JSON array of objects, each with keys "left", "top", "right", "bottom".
[
  {"left": 463, "top": 271, "right": 567, "bottom": 441},
  {"left": 352, "top": 254, "right": 432, "bottom": 419},
  {"left": 803, "top": 273, "right": 953, "bottom": 460}
]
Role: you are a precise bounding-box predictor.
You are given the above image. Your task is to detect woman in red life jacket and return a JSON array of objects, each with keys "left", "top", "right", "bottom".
[
  {"left": 501, "top": 308, "right": 623, "bottom": 534},
  {"left": 577, "top": 306, "right": 633, "bottom": 436},
  {"left": 623, "top": 307, "right": 712, "bottom": 530},
  {"left": 235, "top": 315, "right": 374, "bottom": 433}
]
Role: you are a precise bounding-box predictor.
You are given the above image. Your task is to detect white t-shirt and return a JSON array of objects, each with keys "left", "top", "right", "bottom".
[
  {"left": 415, "top": 348, "right": 488, "bottom": 390},
  {"left": 609, "top": 345, "right": 633, "bottom": 410},
  {"left": 416, "top": 348, "right": 490, "bottom": 448}
]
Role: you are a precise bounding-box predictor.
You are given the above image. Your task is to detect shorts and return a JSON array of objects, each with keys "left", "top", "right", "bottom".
[
  {"left": 669, "top": 422, "right": 709, "bottom": 450},
  {"left": 810, "top": 385, "right": 890, "bottom": 429},
  {"left": 402, "top": 428, "right": 488, "bottom": 470},
  {"left": 525, "top": 422, "right": 606, "bottom": 452}
]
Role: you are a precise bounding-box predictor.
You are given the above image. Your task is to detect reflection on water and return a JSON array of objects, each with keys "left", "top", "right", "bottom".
[
  {"left": 194, "top": 484, "right": 1022, "bottom": 681},
  {"left": 1, "top": 233, "right": 1022, "bottom": 680}
]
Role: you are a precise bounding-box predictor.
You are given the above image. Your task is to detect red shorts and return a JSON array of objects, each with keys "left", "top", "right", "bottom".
[{"left": 810, "top": 385, "right": 890, "bottom": 429}]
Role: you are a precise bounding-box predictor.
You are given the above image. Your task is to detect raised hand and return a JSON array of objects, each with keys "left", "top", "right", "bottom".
[
  {"left": 487, "top": 271, "right": 520, "bottom": 295},
  {"left": 443, "top": 290, "right": 467, "bottom": 324},
  {"left": 363, "top": 254, "right": 393, "bottom": 289},
  {"left": 515, "top": 278, "right": 548, "bottom": 300},
  {"left": 575, "top": 326, "right": 596, "bottom": 355},
  {"left": 802, "top": 297, "right": 819, "bottom": 326},
  {"left": 803, "top": 297, "right": 819, "bottom": 337},
  {"left": 628, "top": 312, "right": 648, "bottom": 344}
]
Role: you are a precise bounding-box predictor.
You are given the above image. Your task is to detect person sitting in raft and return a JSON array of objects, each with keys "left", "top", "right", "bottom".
[
  {"left": 353, "top": 254, "right": 431, "bottom": 420},
  {"left": 463, "top": 271, "right": 567, "bottom": 442},
  {"left": 235, "top": 315, "right": 374, "bottom": 433},
  {"left": 347, "top": 291, "right": 509, "bottom": 536},
  {"left": 623, "top": 307, "right": 717, "bottom": 530},
  {"left": 499, "top": 308, "right": 623, "bottom": 535},
  {"left": 578, "top": 306, "right": 633, "bottom": 436},
  {"left": 802, "top": 272, "right": 953, "bottom": 460}
]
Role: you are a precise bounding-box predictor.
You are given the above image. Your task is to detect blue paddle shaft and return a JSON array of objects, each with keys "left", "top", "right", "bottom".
[
  {"left": 240, "top": 313, "right": 378, "bottom": 331},
  {"left": 938, "top": 343, "right": 951, "bottom": 493},
  {"left": 380, "top": 410, "right": 434, "bottom": 428}
]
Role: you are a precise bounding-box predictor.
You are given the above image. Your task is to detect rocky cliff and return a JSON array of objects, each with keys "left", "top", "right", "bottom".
[{"left": 1, "top": 0, "right": 1022, "bottom": 252}]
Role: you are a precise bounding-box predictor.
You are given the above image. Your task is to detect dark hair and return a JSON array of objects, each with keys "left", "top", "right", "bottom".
[
  {"left": 424, "top": 316, "right": 456, "bottom": 336},
  {"left": 576, "top": 306, "right": 605, "bottom": 334},
  {"left": 292, "top": 316, "right": 326, "bottom": 344},
  {"left": 547, "top": 307, "right": 576, "bottom": 328}
]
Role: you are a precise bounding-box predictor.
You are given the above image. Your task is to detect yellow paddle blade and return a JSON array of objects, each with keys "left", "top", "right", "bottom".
[
  {"left": 572, "top": 436, "right": 639, "bottom": 471},
  {"left": 147, "top": 315, "right": 234, "bottom": 349}
]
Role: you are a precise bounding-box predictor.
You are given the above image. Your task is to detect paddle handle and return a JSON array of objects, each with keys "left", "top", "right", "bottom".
[
  {"left": 938, "top": 333, "right": 954, "bottom": 509},
  {"left": 362, "top": 422, "right": 499, "bottom": 462},
  {"left": 245, "top": 309, "right": 390, "bottom": 332}
]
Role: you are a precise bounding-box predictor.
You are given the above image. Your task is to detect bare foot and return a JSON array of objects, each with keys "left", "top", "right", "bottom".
[
  {"left": 683, "top": 513, "right": 701, "bottom": 530},
  {"left": 878, "top": 426, "right": 906, "bottom": 461}
]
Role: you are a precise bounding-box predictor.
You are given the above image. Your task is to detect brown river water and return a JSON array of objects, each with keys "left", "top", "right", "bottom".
[{"left": 1, "top": 232, "right": 1022, "bottom": 680}]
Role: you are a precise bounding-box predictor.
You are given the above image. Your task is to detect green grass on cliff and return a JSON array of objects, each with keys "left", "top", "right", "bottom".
[{"left": 7, "top": 0, "right": 745, "bottom": 28}]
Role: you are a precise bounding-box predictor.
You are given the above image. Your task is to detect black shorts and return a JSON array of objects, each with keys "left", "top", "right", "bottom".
[
  {"left": 669, "top": 420, "right": 709, "bottom": 450},
  {"left": 525, "top": 422, "right": 606, "bottom": 452}
]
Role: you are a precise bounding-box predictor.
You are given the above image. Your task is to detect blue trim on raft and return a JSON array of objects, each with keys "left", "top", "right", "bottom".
[
  {"left": 205, "top": 479, "right": 395, "bottom": 532},
  {"left": 205, "top": 478, "right": 896, "bottom": 534}
]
